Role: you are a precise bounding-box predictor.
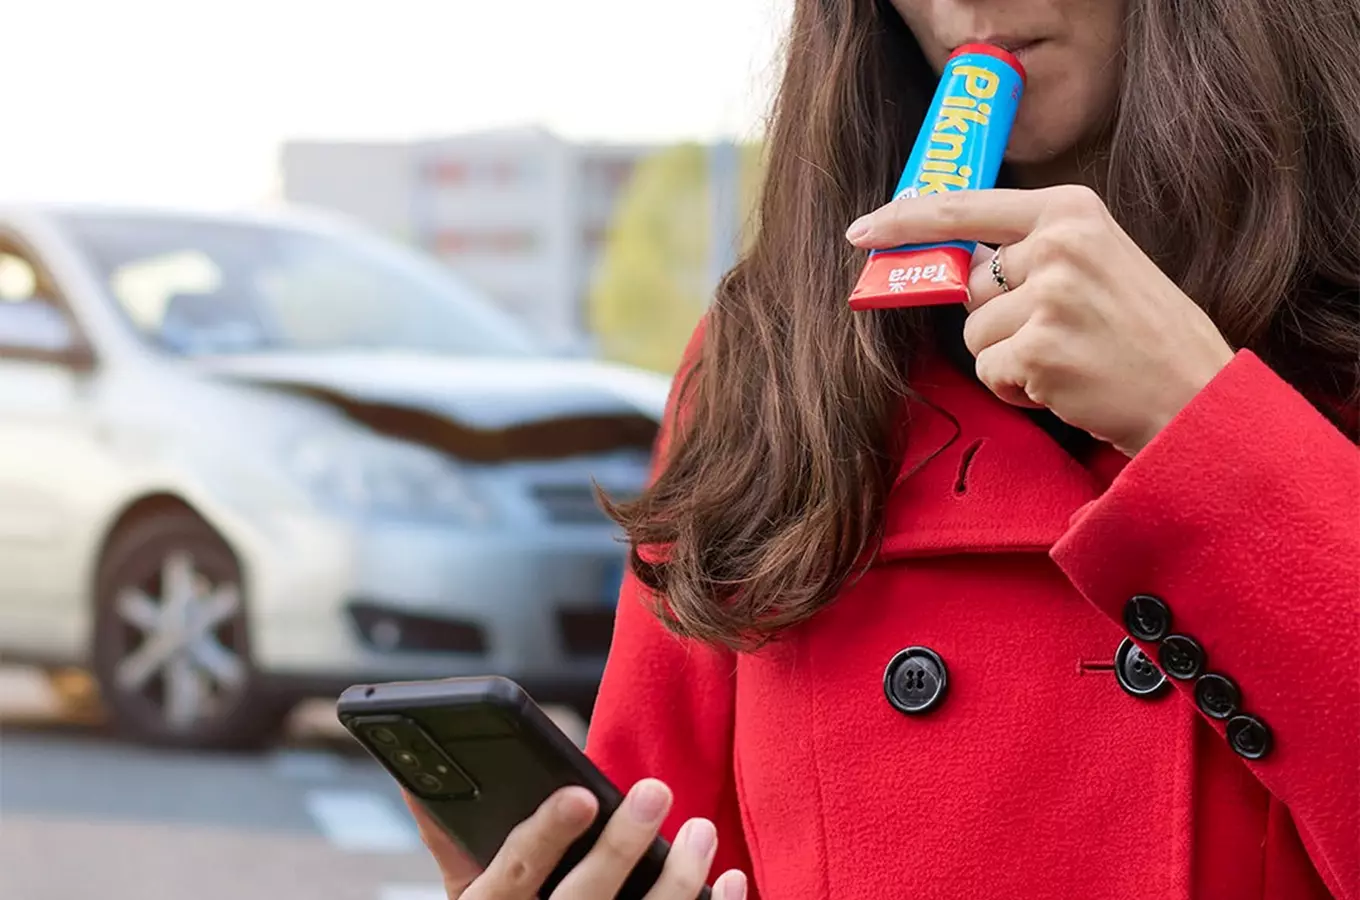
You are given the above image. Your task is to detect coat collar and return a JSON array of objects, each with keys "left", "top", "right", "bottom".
[{"left": 879, "top": 358, "right": 1119, "bottom": 560}]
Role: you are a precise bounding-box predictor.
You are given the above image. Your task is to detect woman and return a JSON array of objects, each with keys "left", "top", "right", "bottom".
[{"left": 414, "top": 0, "right": 1359, "bottom": 896}]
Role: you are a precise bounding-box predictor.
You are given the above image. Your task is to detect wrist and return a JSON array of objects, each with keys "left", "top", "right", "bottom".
[{"left": 1128, "top": 343, "right": 1237, "bottom": 456}]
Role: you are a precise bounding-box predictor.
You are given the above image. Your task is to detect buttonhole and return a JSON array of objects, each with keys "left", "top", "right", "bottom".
[
  {"left": 1078, "top": 660, "right": 1116, "bottom": 674},
  {"left": 953, "top": 439, "right": 986, "bottom": 496}
]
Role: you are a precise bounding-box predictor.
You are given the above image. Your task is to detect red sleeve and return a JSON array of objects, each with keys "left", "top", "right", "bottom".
[
  {"left": 585, "top": 321, "right": 758, "bottom": 890},
  {"left": 1051, "top": 350, "right": 1360, "bottom": 899}
]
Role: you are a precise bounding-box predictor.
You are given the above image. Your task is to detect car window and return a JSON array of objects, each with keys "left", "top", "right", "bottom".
[
  {"left": 111, "top": 249, "right": 223, "bottom": 328},
  {"left": 58, "top": 213, "right": 541, "bottom": 357}
]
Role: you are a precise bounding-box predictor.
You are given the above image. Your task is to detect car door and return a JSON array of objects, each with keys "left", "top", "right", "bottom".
[{"left": 0, "top": 235, "right": 104, "bottom": 661}]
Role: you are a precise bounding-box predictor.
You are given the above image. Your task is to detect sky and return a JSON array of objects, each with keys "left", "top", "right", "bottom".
[{"left": 0, "top": 0, "right": 789, "bottom": 208}]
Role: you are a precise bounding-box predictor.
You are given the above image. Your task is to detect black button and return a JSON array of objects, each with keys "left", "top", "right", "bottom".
[
  {"left": 1114, "top": 637, "right": 1169, "bottom": 699},
  {"left": 1227, "top": 714, "right": 1273, "bottom": 760},
  {"left": 1158, "top": 634, "right": 1206, "bottom": 680},
  {"left": 1123, "top": 594, "right": 1171, "bottom": 642},
  {"left": 1194, "top": 673, "right": 1241, "bottom": 720},
  {"left": 883, "top": 647, "right": 948, "bottom": 715}
]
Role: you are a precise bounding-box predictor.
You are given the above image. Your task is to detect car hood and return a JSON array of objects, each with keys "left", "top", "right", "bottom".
[{"left": 192, "top": 352, "right": 670, "bottom": 462}]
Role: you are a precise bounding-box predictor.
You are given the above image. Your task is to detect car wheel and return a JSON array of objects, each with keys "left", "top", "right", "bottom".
[{"left": 92, "top": 510, "right": 288, "bottom": 749}]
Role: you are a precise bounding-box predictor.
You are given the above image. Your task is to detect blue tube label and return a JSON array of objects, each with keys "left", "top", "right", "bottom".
[{"left": 876, "top": 51, "right": 1024, "bottom": 257}]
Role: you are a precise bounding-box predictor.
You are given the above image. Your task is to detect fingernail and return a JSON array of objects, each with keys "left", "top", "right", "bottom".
[
  {"left": 626, "top": 779, "right": 670, "bottom": 823},
  {"left": 846, "top": 218, "right": 871, "bottom": 241},
  {"left": 716, "top": 871, "right": 748, "bottom": 900},
  {"left": 680, "top": 818, "right": 717, "bottom": 858},
  {"left": 555, "top": 789, "right": 596, "bottom": 826}
]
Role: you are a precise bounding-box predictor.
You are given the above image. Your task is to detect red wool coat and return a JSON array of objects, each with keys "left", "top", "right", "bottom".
[{"left": 586, "top": 345, "right": 1359, "bottom": 900}]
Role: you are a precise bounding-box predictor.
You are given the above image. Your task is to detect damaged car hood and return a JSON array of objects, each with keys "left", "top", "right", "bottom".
[{"left": 192, "top": 352, "right": 670, "bottom": 462}]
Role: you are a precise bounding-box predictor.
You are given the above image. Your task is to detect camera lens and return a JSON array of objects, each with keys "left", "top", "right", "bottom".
[
  {"left": 393, "top": 750, "right": 421, "bottom": 769},
  {"left": 413, "top": 773, "right": 443, "bottom": 794},
  {"left": 369, "top": 727, "right": 399, "bottom": 746}
]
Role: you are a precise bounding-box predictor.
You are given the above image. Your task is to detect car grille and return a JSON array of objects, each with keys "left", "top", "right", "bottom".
[
  {"left": 347, "top": 602, "right": 487, "bottom": 655},
  {"left": 532, "top": 484, "right": 623, "bottom": 525}
]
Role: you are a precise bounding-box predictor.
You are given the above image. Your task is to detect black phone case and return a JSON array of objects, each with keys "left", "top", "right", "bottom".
[{"left": 337, "top": 676, "right": 710, "bottom": 900}]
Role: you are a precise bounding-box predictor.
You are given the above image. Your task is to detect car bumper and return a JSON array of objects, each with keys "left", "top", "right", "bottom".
[{"left": 238, "top": 512, "right": 626, "bottom": 701}]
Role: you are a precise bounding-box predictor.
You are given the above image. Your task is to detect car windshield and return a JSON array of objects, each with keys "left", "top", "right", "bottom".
[{"left": 56, "top": 212, "right": 540, "bottom": 357}]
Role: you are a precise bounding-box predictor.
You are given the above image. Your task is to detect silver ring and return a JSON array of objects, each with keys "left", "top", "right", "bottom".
[{"left": 990, "top": 246, "right": 1011, "bottom": 292}]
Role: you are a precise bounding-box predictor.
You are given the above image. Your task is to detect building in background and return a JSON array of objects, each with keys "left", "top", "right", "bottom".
[{"left": 281, "top": 128, "right": 658, "bottom": 350}]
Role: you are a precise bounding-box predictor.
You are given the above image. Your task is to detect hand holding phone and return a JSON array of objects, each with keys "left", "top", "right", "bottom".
[
  {"left": 407, "top": 780, "right": 748, "bottom": 900},
  {"left": 337, "top": 676, "right": 748, "bottom": 900}
]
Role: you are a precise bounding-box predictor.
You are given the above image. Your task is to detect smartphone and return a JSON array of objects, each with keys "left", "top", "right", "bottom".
[{"left": 337, "top": 675, "right": 711, "bottom": 900}]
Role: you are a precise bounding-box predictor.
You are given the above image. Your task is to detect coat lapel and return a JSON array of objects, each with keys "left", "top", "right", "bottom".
[{"left": 879, "top": 359, "right": 1105, "bottom": 560}]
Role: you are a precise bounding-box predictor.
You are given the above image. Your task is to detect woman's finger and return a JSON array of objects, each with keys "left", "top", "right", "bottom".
[
  {"left": 846, "top": 188, "right": 1049, "bottom": 249},
  {"left": 405, "top": 791, "right": 482, "bottom": 896},
  {"left": 968, "top": 241, "right": 1000, "bottom": 308},
  {"left": 965, "top": 241, "right": 1032, "bottom": 312},
  {"left": 549, "top": 779, "right": 673, "bottom": 899},
  {"left": 711, "top": 870, "right": 749, "bottom": 900},
  {"left": 469, "top": 787, "right": 599, "bottom": 900},
  {"left": 641, "top": 818, "right": 718, "bottom": 900},
  {"left": 963, "top": 284, "right": 1037, "bottom": 357},
  {"left": 974, "top": 333, "right": 1045, "bottom": 409}
]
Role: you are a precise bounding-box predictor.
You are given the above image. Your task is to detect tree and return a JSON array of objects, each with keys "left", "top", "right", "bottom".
[{"left": 588, "top": 142, "right": 764, "bottom": 373}]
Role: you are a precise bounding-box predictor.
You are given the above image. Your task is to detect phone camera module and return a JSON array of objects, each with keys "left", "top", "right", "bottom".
[
  {"left": 368, "top": 727, "right": 399, "bottom": 747},
  {"left": 412, "top": 773, "right": 444, "bottom": 794},
  {"left": 352, "top": 716, "right": 476, "bottom": 800}
]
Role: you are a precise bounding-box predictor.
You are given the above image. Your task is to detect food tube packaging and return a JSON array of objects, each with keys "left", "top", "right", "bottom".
[{"left": 849, "top": 44, "right": 1026, "bottom": 310}]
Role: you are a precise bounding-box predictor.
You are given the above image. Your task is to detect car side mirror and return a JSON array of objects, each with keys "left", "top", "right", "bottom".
[{"left": 0, "top": 299, "right": 96, "bottom": 370}]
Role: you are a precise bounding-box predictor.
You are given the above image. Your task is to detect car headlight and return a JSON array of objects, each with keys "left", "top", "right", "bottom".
[{"left": 284, "top": 434, "right": 491, "bottom": 523}]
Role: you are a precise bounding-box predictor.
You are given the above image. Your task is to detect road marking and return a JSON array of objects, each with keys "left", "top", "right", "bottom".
[
  {"left": 305, "top": 789, "right": 420, "bottom": 853},
  {"left": 379, "top": 886, "right": 447, "bottom": 900},
  {"left": 270, "top": 749, "right": 346, "bottom": 781}
]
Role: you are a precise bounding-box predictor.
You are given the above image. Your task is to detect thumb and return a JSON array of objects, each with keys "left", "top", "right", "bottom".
[{"left": 404, "top": 791, "right": 481, "bottom": 897}]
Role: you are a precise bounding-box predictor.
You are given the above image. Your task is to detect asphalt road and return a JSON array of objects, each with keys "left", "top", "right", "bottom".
[{"left": 0, "top": 668, "right": 588, "bottom": 900}]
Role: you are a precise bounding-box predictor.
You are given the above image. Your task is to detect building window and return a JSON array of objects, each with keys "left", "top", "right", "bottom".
[
  {"left": 428, "top": 161, "right": 468, "bottom": 184},
  {"left": 433, "top": 229, "right": 539, "bottom": 256},
  {"left": 426, "top": 158, "right": 534, "bottom": 187},
  {"left": 434, "top": 231, "right": 469, "bottom": 254}
]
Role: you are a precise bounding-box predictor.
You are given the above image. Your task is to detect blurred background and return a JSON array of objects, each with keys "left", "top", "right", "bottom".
[{"left": 0, "top": 2, "right": 785, "bottom": 897}]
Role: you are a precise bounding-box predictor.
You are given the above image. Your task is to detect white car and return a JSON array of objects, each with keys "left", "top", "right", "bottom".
[{"left": 0, "top": 204, "right": 668, "bottom": 748}]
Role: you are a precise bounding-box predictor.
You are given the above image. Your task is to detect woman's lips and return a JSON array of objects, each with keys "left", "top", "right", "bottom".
[
  {"left": 960, "top": 36, "right": 1044, "bottom": 55},
  {"left": 948, "top": 37, "right": 1046, "bottom": 75}
]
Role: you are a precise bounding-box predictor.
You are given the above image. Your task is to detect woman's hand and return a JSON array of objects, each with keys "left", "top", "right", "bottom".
[
  {"left": 847, "top": 186, "right": 1237, "bottom": 455},
  {"left": 406, "top": 780, "right": 749, "bottom": 900}
]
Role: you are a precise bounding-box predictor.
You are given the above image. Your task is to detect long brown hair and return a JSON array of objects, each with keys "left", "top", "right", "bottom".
[{"left": 608, "top": 0, "right": 1360, "bottom": 650}]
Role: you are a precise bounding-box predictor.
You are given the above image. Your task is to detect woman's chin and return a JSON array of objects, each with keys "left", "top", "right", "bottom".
[
  {"left": 1004, "top": 130, "right": 1071, "bottom": 164},
  {"left": 1002, "top": 88, "right": 1117, "bottom": 178},
  {"left": 1000, "top": 125, "right": 1091, "bottom": 181}
]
